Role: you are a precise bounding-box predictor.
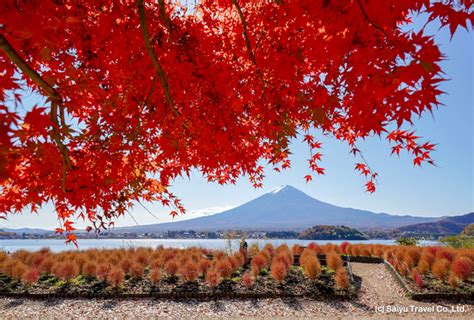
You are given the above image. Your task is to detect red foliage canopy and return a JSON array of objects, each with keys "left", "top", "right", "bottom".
[{"left": 0, "top": 0, "right": 472, "bottom": 239}]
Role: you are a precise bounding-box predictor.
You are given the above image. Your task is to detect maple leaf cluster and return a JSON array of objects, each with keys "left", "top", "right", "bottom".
[{"left": 0, "top": 0, "right": 472, "bottom": 239}]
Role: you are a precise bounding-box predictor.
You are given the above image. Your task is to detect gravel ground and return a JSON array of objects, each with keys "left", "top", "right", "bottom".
[{"left": 0, "top": 263, "right": 472, "bottom": 319}]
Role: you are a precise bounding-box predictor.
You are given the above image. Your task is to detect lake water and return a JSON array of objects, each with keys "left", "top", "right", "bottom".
[{"left": 0, "top": 238, "right": 440, "bottom": 252}]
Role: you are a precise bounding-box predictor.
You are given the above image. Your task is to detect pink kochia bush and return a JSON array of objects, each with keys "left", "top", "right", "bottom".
[
  {"left": 242, "top": 272, "right": 253, "bottom": 289},
  {"left": 300, "top": 251, "right": 321, "bottom": 279},
  {"left": 251, "top": 254, "right": 267, "bottom": 277},
  {"left": 22, "top": 268, "right": 40, "bottom": 284},
  {"left": 215, "top": 259, "right": 233, "bottom": 279},
  {"left": 327, "top": 251, "right": 343, "bottom": 271},
  {"left": 107, "top": 268, "right": 124, "bottom": 288},
  {"left": 412, "top": 268, "right": 423, "bottom": 289},
  {"left": 270, "top": 261, "right": 288, "bottom": 284},
  {"left": 335, "top": 268, "right": 349, "bottom": 289},
  {"left": 339, "top": 241, "right": 350, "bottom": 255},
  {"left": 205, "top": 270, "right": 220, "bottom": 288},
  {"left": 451, "top": 257, "right": 472, "bottom": 281}
]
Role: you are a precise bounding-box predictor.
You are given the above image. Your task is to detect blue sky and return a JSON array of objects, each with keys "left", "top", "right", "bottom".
[{"left": 1, "top": 18, "right": 472, "bottom": 230}]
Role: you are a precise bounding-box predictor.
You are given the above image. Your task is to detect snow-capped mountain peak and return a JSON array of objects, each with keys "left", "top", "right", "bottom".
[{"left": 270, "top": 185, "right": 289, "bottom": 194}]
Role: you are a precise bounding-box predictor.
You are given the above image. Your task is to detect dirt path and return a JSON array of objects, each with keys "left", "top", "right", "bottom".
[
  {"left": 350, "top": 263, "right": 472, "bottom": 318},
  {"left": 351, "top": 262, "right": 417, "bottom": 306},
  {"left": 0, "top": 263, "right": 472, "bottom": 319}
]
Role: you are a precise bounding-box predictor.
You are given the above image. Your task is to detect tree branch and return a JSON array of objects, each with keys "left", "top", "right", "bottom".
[
  {"left": 231, "top": 0, "right": 264, "bottom": 82},
  {"left": 0, "top": 34, "right": 72, "bottom": 175},
  {"left": 137, "top": 0, "right": 179, "bottom": 116},
  {"left": 49, "top": 99, "right": 72, "bottom": 167},
  {"left": 357, "top": 0, "right": 389, "bottom": 38},
  {"left": 145, "top": 72, "right": 159, "bottom": 108},
  {"left": 158, "top": 0, "right": 173, "bottom": 41},
  {"left": 352, "top": 143, "right": 379, "bottom": 184},
  {"left": 254, "top": 29, "right": 266, "bottom": 53},
  {"left": 0, "top": 35, "right": 58, "bottom": 99}
]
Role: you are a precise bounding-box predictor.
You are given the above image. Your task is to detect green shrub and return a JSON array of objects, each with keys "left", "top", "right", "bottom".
[
  {"left": 439, "top": 235, "right": 474, "bottom": 249},
  {"left": 395, "top": 238, "right": 418, "bottom": 246}
]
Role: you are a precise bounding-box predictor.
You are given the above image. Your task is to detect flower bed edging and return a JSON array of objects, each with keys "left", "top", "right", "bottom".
[
  {"left": 0, "top": 289, "right": 356, "bottom": 301},
  {"left": 383, "top": 260, "right": 474, "bottom": 302},
  {"left": 344, "top": 256, "right": 384, "bottom": 264},
  {"left": 303, "top": 254, "right": 474, "bottom": 302},
  {"left": 383, "top": 260, "right": 413, "bottom": 298}
]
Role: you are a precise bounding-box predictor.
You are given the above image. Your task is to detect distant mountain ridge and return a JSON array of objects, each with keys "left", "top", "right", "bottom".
[
  {"left": 112, "top": 185, "right": 440, "bottom": 233},
  {"left": 1, "top": 227, "right": 53, "bottom": 235},
  {"left": 395, "top": 212, "right": 474, "bottom": 236},
  {"left": 4, "top": 186, "right": 470, "bottom": 236}
]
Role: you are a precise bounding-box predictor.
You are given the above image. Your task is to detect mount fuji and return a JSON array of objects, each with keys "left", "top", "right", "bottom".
[{"left": 113, "top": 185, "right": 438, "bottom": 233}]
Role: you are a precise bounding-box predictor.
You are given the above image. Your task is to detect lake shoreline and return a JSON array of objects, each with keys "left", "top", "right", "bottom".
[{"left": 0, "top": 238, "right": 439, "bottom": 252}]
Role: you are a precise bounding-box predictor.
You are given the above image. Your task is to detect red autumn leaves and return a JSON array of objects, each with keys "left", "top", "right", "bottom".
[{"left": 0, "top": 0, "right": 472, "bottom": 235}]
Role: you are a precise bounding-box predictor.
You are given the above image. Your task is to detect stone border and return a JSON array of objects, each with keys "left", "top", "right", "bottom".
[
  {"left": 383, "top": 260, "right": 474, "bottom": 302},
  {"left": 343, "top": 256, "right": 384, "bottom": 264},
  {"left": 383, "top": 259, "right": 413, "bottom": 298},
  {"left": 0, "top": 289, "right": 356, "bottom": 301}
]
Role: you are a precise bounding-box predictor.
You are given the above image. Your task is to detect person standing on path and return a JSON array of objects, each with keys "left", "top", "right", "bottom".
[{"left": 239, "top": 237, "right": 248, "bottom": 263}]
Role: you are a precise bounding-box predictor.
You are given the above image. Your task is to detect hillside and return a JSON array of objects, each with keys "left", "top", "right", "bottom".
[
  {"left": 462, "top": 224, "right": 474, "bottom": 236},
  {"left": 298, "top": 225, "right": 368, "bottom": 240},
  {"left": 2, "top": 227, "right": 53, "bottom": 235},
  {"left": 395, "top": 212, "right": 474, "bottom": 236},
  {"left": 441, "top": 213, "right": 474, "bottom": 225},
  {"left": 113, "top": 185, "right": 437, "bottom": 233},
  {"left": 0, "top": 229, "right": 18, "bottom": 239}
]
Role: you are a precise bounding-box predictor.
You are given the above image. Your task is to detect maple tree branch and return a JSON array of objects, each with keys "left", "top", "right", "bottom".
[
  {"left": 158, "top": 0, "right": 173, "bottom": 41},
  {"left": 352, "top": 144, "right": 379, "bottom": 184},
  {"left": 137, "top": 0, "right": 179, "bottom": 116},
  {"left": 0, "top": 35, "right": 58, "bottom": 99},
  {"left": 231, "top": 0, "right": 264, "bottom": 82},
  {"left": 0, "top": 34, "right": 72, "bottom": 174},
  {"left": 50, "top": 100, "right": 72, "bottom": 166},
  {"left": 356, "top": 0, "right": 389, "bottom": 39},
  {"left": 135, "top": 72, "right": 159, "bottom": 136},
  {"left": 145, "top": 72, "right": 159, "bottom": 108},
  {"left": 137, "top": 200, "right": 160, "bottom": 221},
  {"left": 255, "top": 30, "right": 266, "bottom": 52},
  {"left": 125, "top": 208, "right": 140, "bottom": 226},
  {"left": 59, "top": 105, "right": 67, "bottom": 129}
]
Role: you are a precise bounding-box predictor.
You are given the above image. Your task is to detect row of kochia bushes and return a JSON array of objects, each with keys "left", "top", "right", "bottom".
[
  {"left": 296, "top": 242, "right": 473, "bottom": 290},
  {"left": 1, "top": 242, "right": 470, "bottom": 291},
  {"left": 338, "top": 242, "right": 473, "bottom": 290},
  {"left": 0, "top": 244, "right": 351, "bottom": 290}
]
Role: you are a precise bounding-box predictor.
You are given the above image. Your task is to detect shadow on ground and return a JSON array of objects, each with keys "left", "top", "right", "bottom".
[
  {"left": 102, "top": 300, "right": 118, "bottom": 310},
  {"left": 2, "top": 299, "right": 23, "bottom": 309}
]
